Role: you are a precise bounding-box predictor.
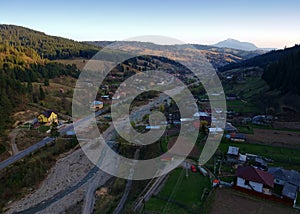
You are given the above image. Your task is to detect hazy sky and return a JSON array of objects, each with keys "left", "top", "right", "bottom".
[{"left": 1, "top": 0, "right": 299, "bottom": 48}]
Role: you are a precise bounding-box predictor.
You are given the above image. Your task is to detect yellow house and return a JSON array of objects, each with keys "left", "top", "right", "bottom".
[{"left": 38, "top": 110, "right": 58, "bottom": 125}]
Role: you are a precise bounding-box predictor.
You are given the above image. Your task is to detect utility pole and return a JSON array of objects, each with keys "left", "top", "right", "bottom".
[
  {"left": 213, "top": 157, "right": 216, "bottom": 175},
  {"left": 186, "top": 161, "right": 188, "bottom": 178}
]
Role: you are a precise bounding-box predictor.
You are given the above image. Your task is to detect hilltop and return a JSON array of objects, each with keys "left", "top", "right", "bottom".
[
  {"left": 0, "top": 25, "right": 99, "bottom": 59},
  {"left": 220, "top": 44, "right": 300, "bottom": 112},
  {"left": 213, "top": 38, "right": 259, "bottom": 51},
  {"left": 87, "top": 41, "right": 264, "bottom": 69},
  {"left": 219, "top": 45, "right": 300, "bottom": 72}
]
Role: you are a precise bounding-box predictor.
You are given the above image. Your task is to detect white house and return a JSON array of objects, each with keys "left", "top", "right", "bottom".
[{"left": 236, "top": 166, "right": 274, "bottom": 195}]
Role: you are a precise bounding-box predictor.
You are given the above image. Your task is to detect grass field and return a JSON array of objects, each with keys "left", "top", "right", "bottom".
[
  {"left": 237, "top": 124, "right": 300, "bottom": 134},
  {"left": 219, "top": 140, "right": 300, "bottom": 170},
  {"left": 226, "top": 100, "right": 259, "bottom": 114},
  {"left": 146, "top": 168, "right": 211, "bottom": 213},
  {"left": 224, "top": 77, "right": 268, "bottom": 100},
  {"left": 224, "top": 77, "right": 269, "bottom": 114},
  {"left": 252, "top": 124, "right": 300, "bottom": 132},
  {"left": 236, "top": 125, "right": 254, "bottom": 134},
  {"left": 54, "top": 58, "right": 88, "bottom": 70}
]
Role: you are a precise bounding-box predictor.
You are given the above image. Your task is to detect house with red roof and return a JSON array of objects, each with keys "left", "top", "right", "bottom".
[{"left": 236, "top": 166, "right": 274, "bottom": 195}]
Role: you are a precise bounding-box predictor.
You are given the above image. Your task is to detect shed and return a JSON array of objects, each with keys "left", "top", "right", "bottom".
[{"left": 227, "top": 146, "right": 239, "bottom": 156}]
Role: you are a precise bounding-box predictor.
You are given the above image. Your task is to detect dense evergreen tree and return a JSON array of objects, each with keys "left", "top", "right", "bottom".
[
  {"left": 0, "top": 44, "right": 80, "bottom": 135},
  {"left": 39, "top": 85, "right": 45, "bottom": 100},
  {"left": 0, "top": 24, "right": 99, "bottom": 60},
  {"left": 262, "top": 50, "right": 300, "bottom": 95},
  {"left": 220, "top": 45, "right": 300, "bottom": 72}
]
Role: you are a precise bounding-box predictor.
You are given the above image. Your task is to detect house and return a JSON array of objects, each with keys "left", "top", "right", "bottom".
[
  {"left": 282, "top": 183, "right": 298, "bottom": 201},
  {"left": 244, "top": 154, "right": 268, "bottom": 171},
  {"left": 225, "top": 122, "right": 238, "bottom": 133},
  {"left": 193, "top": 111, "right": 211, "bottom": 122},
  {"left": 226, "top": 146, "right": 247, "bottom": 164},
  {"left": 90, "top": 101, "right": 103, "bottom": 111},
  {"left": 227, "top": 146, "right": 239, "bottom": 157},
  {"left": 226, "top": 146, "right": 240, "bottom": 163},
  {"left": 242, "top": 117, "right": 252, "bottom": 124},
  {"left": 101, "top": 95, "right": 110, "bottom": 100},
  {"left": 236, "top": 166, "right": 274, "bottom": 195},
  {"left": 268, "top": 167, "right": 300, "bottom": 188},
  {"left": 238, "top": 154, "right": 247, "bottom": 163},
  {"left": 230, "top": 133, "right": 246, "bottom": 142},
  {"left": 252, "top": 115, "right": 273, "bottom": 126},
  {"left": 252, "top": 157, "right": 268, "bottom": 171},
  {"left": 38, "top": 110, "right": 58, "bottom": 125},
  {"left": 208, "top": 127, "right": 223, "bottom": 135},
  {"left": 145, "top": 125, "right": 161, "bottom": 130},
  {"left": 226, "top": 94, "right": 239, "bottom": 100},
  {"left": 268, "top": 167, "right": 300, "bottom": 201}
]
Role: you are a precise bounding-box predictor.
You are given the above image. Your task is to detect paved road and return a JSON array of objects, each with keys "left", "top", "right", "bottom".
[
  {"left": 4, "top": 84, "right": 188, "bottom": 211},
  {"left": 14, "top": 165, "right": 100, "bottom": 214},
  {"left": 113, "top": 149, "right": 140, "bottom": 214},
  {"left": 0, "top": 108, "right": 107, "bottom": 172},
  {"left": 16, "top": 138, "right": 117, "bottom": 214},
  {"left": 81, "top": 141, "right": 118, "bottom": 214},
  {"left": 0, "top": 136, "right": 54, "bottom": 171}
]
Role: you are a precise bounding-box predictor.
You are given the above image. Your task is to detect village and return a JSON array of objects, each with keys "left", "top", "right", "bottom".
[
  {"left": 1, "top": 57, "right": 300, "bottom": 213},
  {"left": 3, "top": 71, "right": 300, "bottom": 213}
]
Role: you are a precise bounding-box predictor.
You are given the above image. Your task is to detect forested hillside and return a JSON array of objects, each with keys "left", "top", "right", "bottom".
[
  {"left": 219, "top": 45, "right": 300, "bottom": 72},
  {"left": 0, "top": 25, "right": 99, "bottom": 59},
  {"left": 262, "top": 49, "right": 300, "bottom": 95},
  {"left": 0, "top": 24, "right": 102, "bottom": 135},
  {"left": 0, "top": 44, "right": 79, "bottom": 135}
]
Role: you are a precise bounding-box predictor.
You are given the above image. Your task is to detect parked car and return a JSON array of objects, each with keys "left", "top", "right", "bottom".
[{"left": 191, "top": 165, "right": 197, "bottom": 172}]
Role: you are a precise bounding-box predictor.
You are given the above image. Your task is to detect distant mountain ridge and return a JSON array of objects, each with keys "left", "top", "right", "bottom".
[
  {"left": 87, "top": 40, "right": 265, "bottom": 68},
  {"left": 213, "top": 38, "right": 257, "bottom": 51},
  {"left": 213, "top": 38, "right": 274, "bottom": 51}
]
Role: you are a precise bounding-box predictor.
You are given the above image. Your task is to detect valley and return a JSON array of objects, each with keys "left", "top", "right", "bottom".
[{"left": 0, "top": 24, "right": 299, "bottom": 214}]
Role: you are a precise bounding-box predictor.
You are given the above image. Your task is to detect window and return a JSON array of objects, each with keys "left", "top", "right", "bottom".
[{"left": 245, "top": 180, "right": 249, "bottom": 185}]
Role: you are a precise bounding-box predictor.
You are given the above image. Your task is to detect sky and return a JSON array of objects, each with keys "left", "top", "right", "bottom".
[{"left": 1, "top": 0, "right": 300, "bottom": 48}]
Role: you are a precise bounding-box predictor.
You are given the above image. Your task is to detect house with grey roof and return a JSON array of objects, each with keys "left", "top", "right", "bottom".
[{"left": 268, "top": 167, "right": 300, "bottom": 202}]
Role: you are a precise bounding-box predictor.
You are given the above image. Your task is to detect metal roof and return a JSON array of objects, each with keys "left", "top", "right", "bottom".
[
  {"left": 227, "top": 146, "right": 239, "bottom": 156},
  {"left": 268, "top": 167, "right": 300, "bottom": 187},
  {"left": 282, "top": 183, "right": 298, "bottom": 199}
]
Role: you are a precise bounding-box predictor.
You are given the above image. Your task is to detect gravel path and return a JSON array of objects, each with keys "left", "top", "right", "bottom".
[{"left": 9, "top": 128, "right": 20, "bottom": 155}]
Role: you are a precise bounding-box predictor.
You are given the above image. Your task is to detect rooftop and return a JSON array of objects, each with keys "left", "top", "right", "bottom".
[
  {"left": 227, "top": 146, "right": 239, "bottom": 156},
  {"left": 268, "top": 167, "right": 300, "bottom": 187},
  {"left": 282, "top": 182, "right": 298, "bottom": 199},
  {"left": 236, "top": 166, "right": 274, "bottom": 188}
]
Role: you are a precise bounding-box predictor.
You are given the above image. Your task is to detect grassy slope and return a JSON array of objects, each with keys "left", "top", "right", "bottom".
[{"left": 146, "top": 168, "right": 211, "bottom": 213}]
